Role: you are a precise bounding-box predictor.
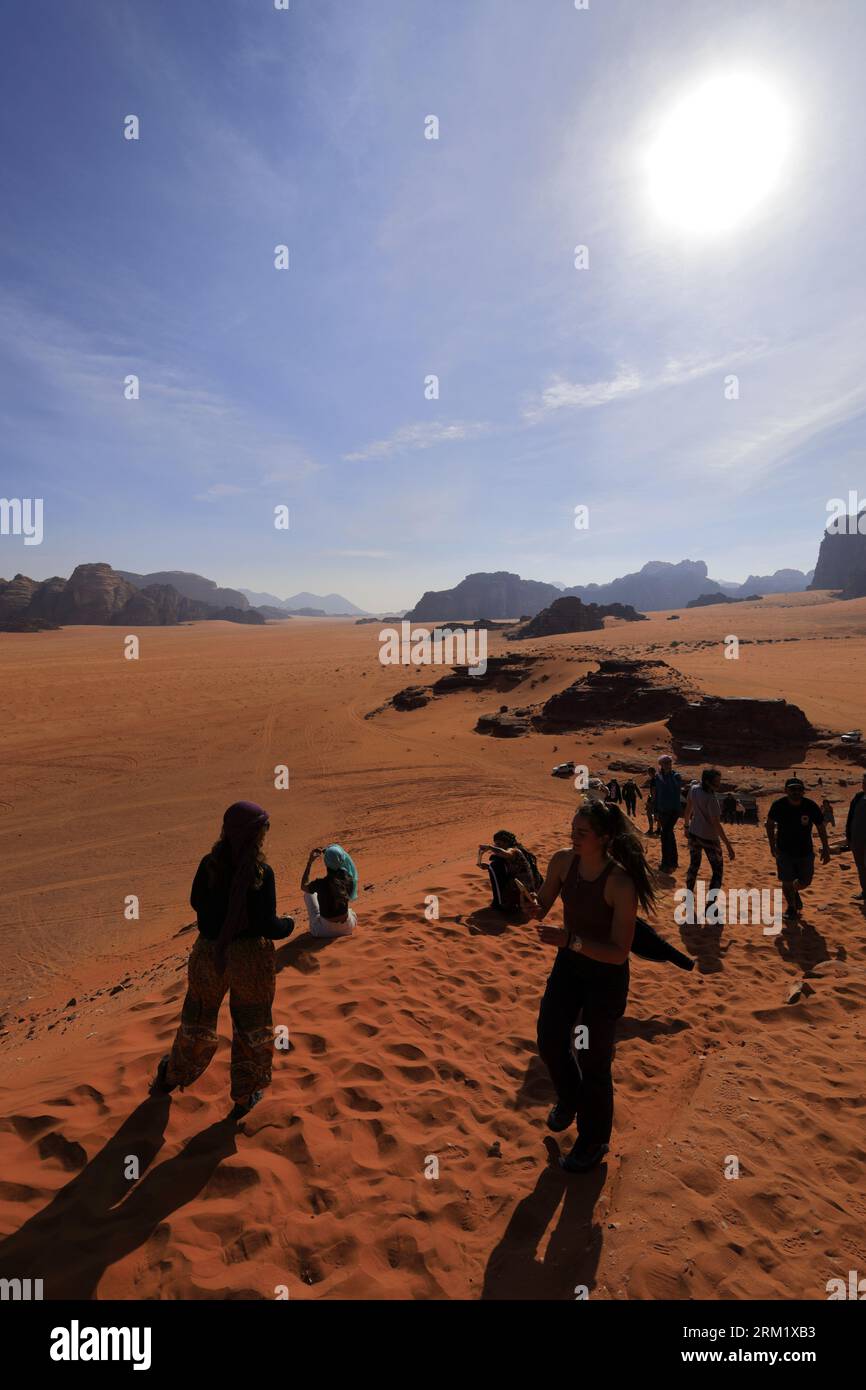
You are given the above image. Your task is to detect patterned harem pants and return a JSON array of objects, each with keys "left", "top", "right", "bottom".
[{"left": 165, "top": 935, "right": 276, "bottom": 1101}]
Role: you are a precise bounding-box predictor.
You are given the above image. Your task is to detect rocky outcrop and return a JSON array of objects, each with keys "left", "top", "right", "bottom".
[
  {"left": 475, "top": 710, "right": 532, "bottom": 737},
  {"left": 569, "top": 559, "right": 723, "bottom": 611},
  {"left": 839, "top": 572, "right": 866, "bottom": 599},
  {"left": 431, "top": 654, "right": 536, "bottom": 694},
  {"left": 738, "top": 568, "right": 812, "bottom": 594},
  {"left": 0, "top": 564, "right": 265, "bottom": 628},
  {"left": 508, "top": 595, "right": 647, "bottom": 639},
  {"left": 809, "top": 514, "right": 866, "bottom": 590},
  {"left": 532, "top": 658, "right": 697, "bottom": 733},
  {"left": 377, "top": 654, "right": 537, "bottom": 716},
  {"left": 0, "top": 574, "right": 42, "bottom": 620},
  {"left": 408, "top": 572, "right": 560, "bottom": 622},
  {"left": 686, "top": 592, "right": 763, "bottom": 608},
  {"left": 118, "top": 570, "right": 250, "bottom": 610},
  {"left": 666, "top": 697, "right": 816, "bottom": 766}
]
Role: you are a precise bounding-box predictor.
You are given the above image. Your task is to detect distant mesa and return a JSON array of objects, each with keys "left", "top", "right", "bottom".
[
  {"left": 531, "top": 658, "right": 697, "bottom": 734},
  {"left": 256, "top": 605, "right": 295, "bottom": 620},
  {"left": 667, "top": 697, "right": 817, "bottom": 768},
  {"left": 408, "top": 571, "right": 563, "bottom": 622},
  {"left": 406, "top": 561, "right": 812, "bottom": 622},
  {"left": 738, "top": 568, "right": 813, "bottom": 595},
  {"left": 0, "top": 563, "right": 265, "bottom": 629},
  {"left": 508, "top": 594, "right": 647, "bottom": 639},
  {"left": 809, "top": 511, "right": 866, "bottom": 591},
  {"left": 686, "top": 591, "right": 763, "bottom": 608},
  {"left": 240, "top": 588, "right": 369, "bottom": 616},
  {"left": 118, "top": 569, "right": 250, "bottom": 611}
]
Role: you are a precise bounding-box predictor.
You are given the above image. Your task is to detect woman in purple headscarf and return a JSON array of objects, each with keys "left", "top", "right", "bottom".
[{"left": 151, "top": 801, "right": 294, "bottom": 1117}]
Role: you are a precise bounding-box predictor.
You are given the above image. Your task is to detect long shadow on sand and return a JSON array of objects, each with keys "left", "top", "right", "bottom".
[
  {"left": 678, "top": 921, "right": 731, "bottom": 974},
  {"left": 0, "top": 1096, "right": 239, "bottom": 1299},
  {"left": 513, "top": 1016, "right": 689, "bottom": 1112},
  {"left": 275, "top": 931, "right": 341, "bottom": 975},
  {"left": 481, "top": 1139, "right": 607, "bottom": 1299},
  {"left": 457, "top": 906, "right": 528, "bottom": 936},
  {"left": 773, "top": 917, "right": 832, "bottom": 971}
]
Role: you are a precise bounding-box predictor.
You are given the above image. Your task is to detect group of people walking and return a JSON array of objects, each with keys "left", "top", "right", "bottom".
[
  {"left": 150, "top": 761, "right": 866, "bottom": 1166},
  {"left": 151, "top": 802, "right": 358, "bottom": 1117},
  {"left": 477, "top": 761, "right": 866, "bottom": 1173}
]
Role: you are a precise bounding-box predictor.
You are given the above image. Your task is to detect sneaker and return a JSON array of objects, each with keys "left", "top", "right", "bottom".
[
  {"left": 559, "top": 1140, "right": 609, "bottom": 1173},
  {"left": 546, "top": 1102, "right": 576, "bottom": 1133},
  {"left": 232, "top": 1090, "right": 264, "bottom": 1119}
]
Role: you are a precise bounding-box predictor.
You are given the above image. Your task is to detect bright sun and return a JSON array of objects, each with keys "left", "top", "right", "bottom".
[{"left": 646, "top": 72, "right": 792, "bottom": 236}]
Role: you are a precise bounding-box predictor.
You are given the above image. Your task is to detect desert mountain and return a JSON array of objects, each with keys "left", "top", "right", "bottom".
[
  {"left": 407, "top": 556, "right": 820, "bottom": 622},
  {"left": 737, "top": 568, "right": 812, "bottom": 594},
  {"left": 409, "top": 572, "right": 562, "bottom": 621},
  {"left": 809, "top": 510, "right": 866, "bottom": 591},
  {"left": 240, "top": 588, "right": 369, "bottom": 616},
  {"left": 0, "top": 563, "right": 264, "bottom": 628},
  {"left": 568, "top": 559, "right": 724, "bottom": 610},
  {"left": 118, "top": 569, "right": 250, "bottom": 610}
]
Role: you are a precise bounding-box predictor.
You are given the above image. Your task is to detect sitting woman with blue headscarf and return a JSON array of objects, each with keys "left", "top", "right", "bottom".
[{"left": 300, "top": 843, "right": 358, "bottom": 937}]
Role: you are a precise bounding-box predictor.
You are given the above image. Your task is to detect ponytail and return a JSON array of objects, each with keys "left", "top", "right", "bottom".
[{"left": 575, "top": 799, "right": 657, "bottom": 916}]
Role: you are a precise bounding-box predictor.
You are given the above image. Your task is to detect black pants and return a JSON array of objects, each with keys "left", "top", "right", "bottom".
[
  {"left": 536, "top": 950, "right": 629, "bottom": 1146},
  {"left": 658, "top": 810, "right": 680, "bottom": 869},
  {"left": 685, "top": 834, "right": 724, "bottom": 893},
  {"left": 623, "top": 794, "right": 637, "bottom": 816}
]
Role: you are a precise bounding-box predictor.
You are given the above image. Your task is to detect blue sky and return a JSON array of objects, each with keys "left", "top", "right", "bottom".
[{"left": 1, "top": 0, "right": 864, "bottom": 611}]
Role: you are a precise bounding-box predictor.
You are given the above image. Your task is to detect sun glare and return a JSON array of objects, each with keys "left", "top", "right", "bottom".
[{"left": 646, "top": 72, "right": 792, "bottom": 236}]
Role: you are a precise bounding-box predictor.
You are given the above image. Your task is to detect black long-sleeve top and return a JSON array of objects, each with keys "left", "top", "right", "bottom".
[
  {"left": 847, "top": 790, "right": 866, "bottom": 846},
  {"left": 190, "top": 857, "right": 294, "bottom": 941}
]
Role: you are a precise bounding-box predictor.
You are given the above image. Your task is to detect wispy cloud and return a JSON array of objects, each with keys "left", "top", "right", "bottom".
[
  {"left": 328, "top": 548, "right": 394, "bottom": 559},
  {"left": 343, "top": 420, "right": 491, "bottom": 462},
  {"left": 194, "top": 483, "right": 248, "bottom": 502},
  {"left": 522, "top": 348, "right": 766, "bottom": 424}
]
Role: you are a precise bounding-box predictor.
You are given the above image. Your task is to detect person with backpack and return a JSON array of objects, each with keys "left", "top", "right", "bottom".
[
  {"left": 301, "top": 844, "right": 359, "bottom": 937},
  {"left": 150, "top": 801, "right": 295, "bottom": 1117},
  {"left": 477, "top": 830, "right": 543, "bottom": 913}
]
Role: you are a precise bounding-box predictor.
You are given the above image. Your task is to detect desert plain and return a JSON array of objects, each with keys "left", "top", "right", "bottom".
[{"left": 0, "top": 591, "right": 864, "bottom": 1299}]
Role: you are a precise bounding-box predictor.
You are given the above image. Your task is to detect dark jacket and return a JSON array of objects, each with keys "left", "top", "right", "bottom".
[
  {"left": 846, "top": 790, "right": 866, "bottom": 846},
  {"left": 654, "top": 770, "right": 682, "bottom": 814},
  {"left": 191, "top": 857, "right": 294, "bottom": 941}
]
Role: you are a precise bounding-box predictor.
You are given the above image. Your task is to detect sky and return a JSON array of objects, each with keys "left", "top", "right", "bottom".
[{"left": 1, "top": 0, "right": 865, "bottom": 612}]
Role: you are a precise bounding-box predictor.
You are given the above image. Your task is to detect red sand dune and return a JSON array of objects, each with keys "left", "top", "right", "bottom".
[{"left": 1, "top": 593, "right": 865, "bottom": 1299}]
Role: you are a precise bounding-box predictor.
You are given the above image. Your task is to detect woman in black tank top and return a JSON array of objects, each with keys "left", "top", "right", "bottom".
[{"left": 526, "top": 800, "right": 657, "bottom": 1172}]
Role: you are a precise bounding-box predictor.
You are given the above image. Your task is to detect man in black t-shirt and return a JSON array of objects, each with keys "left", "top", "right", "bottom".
[{"left": 766, "top": 777, "right": 831, "bottom": 921}]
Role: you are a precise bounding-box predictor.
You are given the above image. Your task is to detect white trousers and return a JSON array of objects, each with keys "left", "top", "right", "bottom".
[{"left": 303, "top": 891, "right": 357, "bottom": 938}]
